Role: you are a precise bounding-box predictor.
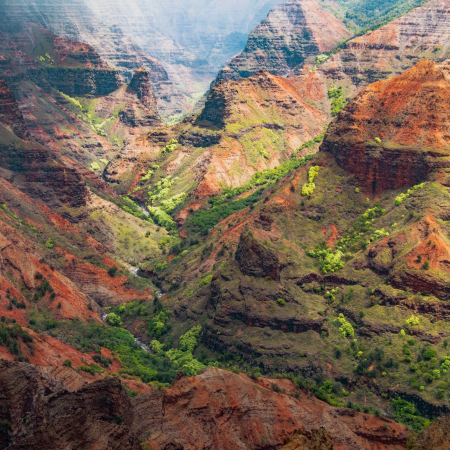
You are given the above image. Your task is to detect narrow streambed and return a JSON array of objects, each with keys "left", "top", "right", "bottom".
[
  {"left": 137, "top": 204, "right": 150, "bottom": 217},
  {"left": 101, "top": 265, "right": 163, "bottom": 354}
]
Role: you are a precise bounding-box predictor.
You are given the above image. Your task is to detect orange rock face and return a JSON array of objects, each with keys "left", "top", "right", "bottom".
[
  {"left": 132, "top": 368, "right": 409, "bottom": 450},
  {"left": 322, "top": 60, "right": 450, "bottom": 194}
]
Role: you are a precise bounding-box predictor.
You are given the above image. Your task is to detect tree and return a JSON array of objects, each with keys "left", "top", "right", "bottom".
[{"left": 106, "top": 313, "right": 123, "bottom": 327}]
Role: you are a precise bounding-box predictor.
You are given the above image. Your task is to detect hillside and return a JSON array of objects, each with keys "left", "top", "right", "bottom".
[{"left": 1, "top": 1, "right": 450, "bottom": 449}]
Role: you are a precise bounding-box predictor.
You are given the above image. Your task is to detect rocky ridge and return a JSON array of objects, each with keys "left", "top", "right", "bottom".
[
  {"left": 107, "top": 70, "right": 327, "bottom": 209},
  {"left": 0, "top": 362, "right": 411, "bottom": 450},
  {"left": 0, "top": 0, "right": 187, "bottom": 118},
  {"left": 217, "top": 0, "right": 352, "bottom": 82},
  {"left": 321, "top": 59, "right": 450, "bottom": 194}
]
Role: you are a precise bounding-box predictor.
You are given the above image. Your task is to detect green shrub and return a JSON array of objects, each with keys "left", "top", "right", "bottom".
[
  {"left": 78, "top": 363, "right": 104, "bottom": 375},
  {"left": 63, "top": 359, "right": 72, "bottom": 367},
  {"left": 106, "top": 313, "right": 123, "bottom": 327},
  {"left": 148, "top": 207, "right": 176, "bottom": 231},
  {"left": 276, "top": 298, "right": 286, "bottom": 306},
  {"left": 336, "top": 314, "right": 355, "bottom": 338},
  {"left": 179, "top": 325, "right": 202, "bottom": 353},
  {"left": 200, "top": 274, "right": 213, "bottom": 287},
  {"left": 328, "top": 86, "right": 347, "bottom": 116},
  {"left": 308, "top": 246, "right": 344, "bottom": 274},
  {"left": 93, "top": 354, "right": 113, "bottom": 368},
  {"left": 405, "top": 315, "right": 420, "bottom": 328},
  {"left": 395, "top": 183, "right": 424, "bottom": 206},
  {"left": 162, "top": 139, "right": 178, "bottom": 154},
  {"left": 302, "top": 166, "right": 320, "bottom": 197},
  {"left": 45, "top": 238, "right": 54, "bottom": 249},
  {"left": 147, "top": 310, "right": 171, "bottom": 338},
  {"left": 107, "top": 266, "right": 118, "bottom": 277}
]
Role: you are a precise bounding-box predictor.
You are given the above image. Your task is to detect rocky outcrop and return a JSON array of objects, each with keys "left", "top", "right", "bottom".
[
  {"left": 217, "top": 0, "right": 351, "bottom": 82},
  {"left": 318, "top": 0, "right": 450, "bottom": 92},
  {"left": 128, "top": 67, "right": 157, "bottom": 110},
  {"left": 321, "top": 60, "right": 450, "bottom": 194},
  {"left": 236, "top": 230, "right": 281, "bottom": 280},
  {"left": 0, "top": 125, "right": 89, "bottom": 208},
  {"left": 45, "top": 66, "right": 121, "bottom": 97},
  {"left": 281, "top": 428, "right": 333, "bottom": 450},
  {"left": 119, "top": 68, "right": 161, "bottom": 127},
  {"left": 410, "top": 415, "right": 450, "bottom": 450},
  {"left": 60, "top": 249, "right": 153, "bottom": 307},
  {"left": 0, "top": 361, "right": 141, "bottom": 450},
  {"left": 40, "top": 29, "right": 121, "bottom": 97},
  {"left": 0, "top": 77, "right": 27, "bottom": 139},
  {"left": 0, "top": 362, "right": 411, "bottom": 450},
  {"left": 132, "top": 367, "right": 409, "bottom": 450},
  {"left": 107, "top": 70, "right": 327, "bottom": 200}
]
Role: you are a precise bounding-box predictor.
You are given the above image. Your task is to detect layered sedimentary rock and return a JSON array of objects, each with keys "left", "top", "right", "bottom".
[
  {"left": 281, "top": 429, "right": 333, "bottom": 450},
  {"left": 217, "top": 0, "right": 351, "bottom": 82},
  {"left": 0, "top": 361, "right": 141, "bottom": 450},
  {"left": 322, "top": 60, "right": 450, "bottom": 194},
  {"left": 0, "top": 0, "right": 186, "bottom": 117},
  {"left": 236, "top": 230, "right": 281, "bottom": 280},
  {"left": 132, "top": 367, "right": 409, "bottom": 450},
  {"left": 119, "top": 68, "right": 162, "bottom": 127},
  {"left": 0, "top": 78, "right": 28, "bottom": 139},
  {"left": 0, "top": 125, "right": 89, "bottom": 208},
  {"left": 318, "top": 0, "right": 450, "bottom": 92},
  {"left": 0, "top": 362, "right": 410, "bottom": 450},
  {"left": 39, "top": 29, "right": 121, "bottom": 97},
  {"left": 109, "top": 70, "right": 327, "bottom": 208}
]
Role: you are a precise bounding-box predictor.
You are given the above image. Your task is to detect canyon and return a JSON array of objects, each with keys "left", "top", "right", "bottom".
[{"left": 0, "top": 0, "right": 450, "bottom": 449}]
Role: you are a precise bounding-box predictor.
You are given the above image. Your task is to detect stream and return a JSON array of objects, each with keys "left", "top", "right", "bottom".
[
  {"left": 101, "top": 265, "right": 163, "bottom": 353},
  {"left": 137, "top": 204, "right": 150, "bottom": 217}
]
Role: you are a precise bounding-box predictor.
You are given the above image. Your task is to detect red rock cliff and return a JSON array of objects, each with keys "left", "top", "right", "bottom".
[{"left": 321, "top": 60, "right": 450, "bottom": 194}]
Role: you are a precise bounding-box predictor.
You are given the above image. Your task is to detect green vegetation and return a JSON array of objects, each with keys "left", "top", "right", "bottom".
[
  {"left": 336, "top": 204, "right": 387, "bottom": 252},
  {"left": 316, "top": 54, "right": 330, "bottom": 64},
  {"left": 308, "top": 245, "right": 344, "bottom": 274},
  {"left": 297, "top": 133, "right": 326, "bottom": 154},
  {"left": 78, "top": 363, "right": 104, "bottom": 375},
  {"left": 0, "top": 321, "right": 33, "bottom": 357},
  {"left": 55, "top": 321, "right": 179, "bottom": 384},
  {"left": 106, "top": 313, "right": 123, "bottom": 327},
  {"left": 395, "top": 183, "right": 425, "bottom": 206},
  {"left": 162, "top": 139, "right": 178, "bottom": 154},
  {"left": 302, "top": 166, "right": 320, "bottom": 197},
  {"left": 148, "top": 207, "right": 176, "bottom": 231},
  {"left": 159, "top": 193, "right": 186, "bottom": 214},
  {"left": 308, "top": 203, "right": 389, "bottom": 273},
  {"left": 328, "top": 86, "right": 347, "bottom": 116},
  {"left": 336, "top": 314, "right": 355, "bottom": 338},
  {"left": 187, "top": 190, "right": 262, "bottom": 235},
  {"left": 214, "top": 155, "right": 314, "bottom": 204},
  {"left": 390, "top": 398, "right": 430, "bottom": 432},
  {"left": 151, "top": 325, "right": 205, "bottom": 376},
  {"left": 147, "top": 309, "right": 171, "bottom": 338},
  {"left": 335, "top": 0, "right": 429, "bottom": 33},
  {"left": 187, "top": 155, "right": 314, "bottom": 235},
  {"left": 119, "top": 196, "right": 153, "bottom": 223},
  {"left": 179, "top": 325, "right": 202, "bottom": 352},
  {"left": 200, "top": 274, "right": 214, "bottom": 287}
]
